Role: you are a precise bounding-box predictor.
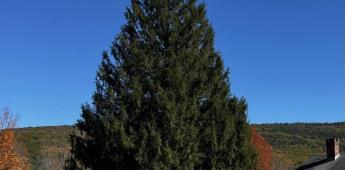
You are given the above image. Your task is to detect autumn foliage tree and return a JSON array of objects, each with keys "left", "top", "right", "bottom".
[
  {"left": 251, "top": 128, "right": 272, "bottom": 170},
  {"left": 0, "top": 109, "right": 30, "bottom": 170}
]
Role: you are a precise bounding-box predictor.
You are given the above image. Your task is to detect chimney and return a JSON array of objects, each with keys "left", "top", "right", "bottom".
[{"left": 326, "top": 138, "right": 340, "bottom": 160}]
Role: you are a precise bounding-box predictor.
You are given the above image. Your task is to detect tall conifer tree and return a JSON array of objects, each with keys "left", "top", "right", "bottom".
[{"left": 66, "top": 0, "right": 257, "bottom": 169}]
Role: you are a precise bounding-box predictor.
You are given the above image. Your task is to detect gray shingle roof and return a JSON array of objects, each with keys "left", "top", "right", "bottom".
[{"left": 297, "top": 154, "right": 345, "bottom": 170}]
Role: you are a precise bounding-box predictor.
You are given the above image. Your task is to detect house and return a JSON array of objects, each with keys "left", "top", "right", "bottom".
[{"left": 297, "top": 138, "right": 345, "bottom": 170}]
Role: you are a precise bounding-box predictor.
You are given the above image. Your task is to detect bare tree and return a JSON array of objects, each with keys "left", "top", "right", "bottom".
[{"left": 0, "top": 108, "right": 17, "bottom": 130}]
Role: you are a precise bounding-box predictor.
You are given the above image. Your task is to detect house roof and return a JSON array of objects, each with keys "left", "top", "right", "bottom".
[{"left": 297, "top": 154, "right": 345, "bottom": 170}]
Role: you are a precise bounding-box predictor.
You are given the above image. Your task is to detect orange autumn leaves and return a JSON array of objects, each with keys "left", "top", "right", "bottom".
[
  {"left": 0, "top": 109, "right": 29, "bottom": 170},
  {"left": 251, "top": 128, "right": 272, "bottom": 170},
  {"left": 0, "top": 130, "right": 29, "bottom": 169}
]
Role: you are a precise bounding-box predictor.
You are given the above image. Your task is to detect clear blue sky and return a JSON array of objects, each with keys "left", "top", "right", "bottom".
[{"left": 0, "top": 0, "right": 343, "bottom": 127}]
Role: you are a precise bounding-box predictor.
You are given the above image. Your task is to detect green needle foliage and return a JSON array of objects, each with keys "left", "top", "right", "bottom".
[{"left": 65, "top": 0, "right": 257, "bottom": 169}]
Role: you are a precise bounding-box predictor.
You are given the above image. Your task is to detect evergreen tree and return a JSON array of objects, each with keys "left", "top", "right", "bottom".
[{"left": 66, "top": 0, "right": 257, "bottom": 169}]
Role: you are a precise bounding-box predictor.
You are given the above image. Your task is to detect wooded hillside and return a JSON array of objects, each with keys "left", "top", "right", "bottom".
[
  {"left": 14, "top": 126, "right": 72, "bottom": 170},
  {"left": 254, "top": 122, "right": 345, "bottom": 167},
  {"left": 15, "top": 122, "right": 345, "bottom": 169}
]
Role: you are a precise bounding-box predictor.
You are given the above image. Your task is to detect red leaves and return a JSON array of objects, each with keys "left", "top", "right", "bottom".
[{"left": 251, "top": 128, "right": 272, "bottom": 170}]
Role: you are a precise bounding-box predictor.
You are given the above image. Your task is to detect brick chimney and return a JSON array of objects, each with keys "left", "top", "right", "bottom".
[{"left": 326, "top": 138, "right": 340, "bottom": 160}]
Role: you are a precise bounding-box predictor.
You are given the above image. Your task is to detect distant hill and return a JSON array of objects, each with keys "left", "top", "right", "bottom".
[
  {"left": 14, "top": 126, "right": 73, "bottom": 170},
  {"left": 254, "top": 122, "right": 345, "bottom": 167},
  {"left": 14, "top": 122, "right": 345, "bottom": 169}
]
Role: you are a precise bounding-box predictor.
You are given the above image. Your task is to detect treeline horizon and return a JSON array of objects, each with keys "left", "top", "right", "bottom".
[
  {"left": 10, "top": 121, "right": 345, "bottom": 169},
  {"left": 16, "top": 121, "right": 345, "bottom": 129}
]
